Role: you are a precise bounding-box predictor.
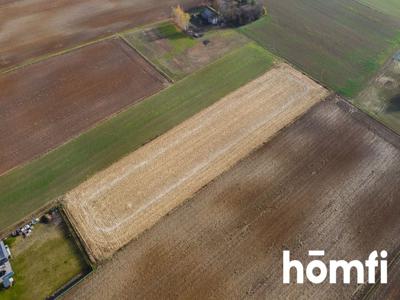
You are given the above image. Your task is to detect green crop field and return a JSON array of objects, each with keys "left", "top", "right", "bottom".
[
  {"left": 240, "top": 0, "right": 400, "bottom": 97},
  {"left": 0, "top": 43, "right": 276, "bottom": 231},
  {"left": 356, "top": 0, "right": 400, "bottom": 18}
]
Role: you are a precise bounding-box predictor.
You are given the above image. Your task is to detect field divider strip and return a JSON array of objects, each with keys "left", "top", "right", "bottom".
[
  {"left": 0, "top": 34, "right": 117, "bottom": 75},
  {"left": 0, "top": 42, "right": 276, "bottom": 232},
  {"left": 0, "top": 18, "right": 174, "bottom": 76},
  {"left": 118, "top": 33, "right": 174, "bottom": 83}
]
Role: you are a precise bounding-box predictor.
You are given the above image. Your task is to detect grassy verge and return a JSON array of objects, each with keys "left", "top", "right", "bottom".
[
  {"left": 0, "top": 43, "right": 276, "bottom": 231},
  {"left": 0, "top": 215, "right": 89, "bottom": 299},
  {"left": 123, "top": 21, "right": 250, "bottom": 81}
]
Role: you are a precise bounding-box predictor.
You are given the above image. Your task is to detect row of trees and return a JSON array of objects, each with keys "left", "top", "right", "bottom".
[
  {"left": 214, "top": 0, "right": 264, "bottom": 26},
  {"left": 172, "top": 0, "right": 264, "bottom": 31}
]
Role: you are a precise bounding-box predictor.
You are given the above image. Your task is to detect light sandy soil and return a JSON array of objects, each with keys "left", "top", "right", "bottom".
[
  {"left": 0, "top": 0, "right": 199, "bottom": 69},
  {"left": 64, "top": 64, "right": 328, "bottom": 261},
  {"left": 65, "top": 97, "right": 400, "bottom": 300}
]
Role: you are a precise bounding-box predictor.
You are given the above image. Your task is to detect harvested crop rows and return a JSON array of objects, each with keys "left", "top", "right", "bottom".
[
  {"left": 0, "top": 0, "right": 199, "bottom": 70},
  {"left": 0, "top": 43, "right": 273, "bottom": 232},
  {"left": 0, "top": 38, "right": 167, "bottom": 175},
  {"left": 64, "top": 64, "right": 328, "bottom": 261},
  {"left": 65, "top": 98, "right": 400, "bottom": 300}
]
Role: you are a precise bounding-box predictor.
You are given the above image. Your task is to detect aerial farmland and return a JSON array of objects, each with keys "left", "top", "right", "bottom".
[
  {"left": 0, "top": 38, "right": 167, "bottom": 174},
  {"left": 1, "top": 0, "right": 400, "bottom": 299},
  {"left": 64, "top": 97, "right": 400, "bottom": 299},
  {"left": 64, "top": 64, "right": 328, "bottom": 261}
]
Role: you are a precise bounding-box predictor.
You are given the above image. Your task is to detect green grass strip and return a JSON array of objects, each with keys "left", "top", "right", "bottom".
[{"left": 0, "top": 43, "right": 276, "bottom": 230}]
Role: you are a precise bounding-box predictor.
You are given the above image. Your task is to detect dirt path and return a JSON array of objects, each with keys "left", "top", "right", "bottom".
[
  {"left": 64, "top": 64, "right": 328, "bottom": 261},
  {"left": 0, "top": 38, "right": 167, "bottom": 175},
  {"left": 65, "top": 97, "right": 400, "bottom": 300},
  {"left": 0, "top": 0, "right": 199, "bottom": 70}
]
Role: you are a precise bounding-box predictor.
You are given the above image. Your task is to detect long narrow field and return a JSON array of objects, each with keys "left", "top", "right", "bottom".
[
  {"left": 0, "top": 38, "right": 168, "bottom": 175},
  {"left": 64, "top": 64, "right": 328, "bottom": 261},
  {"left": 0, "top": 43, "right": 275, "bottom": 233},
  {"left": 0, "top": 0, "right": 199, "bottom": 70},
  {"left": 65, "top": 98, "right": 400, "bottom": 299},
  {"left": 240, "top": 0, "right": 400, "bottom": 97}
]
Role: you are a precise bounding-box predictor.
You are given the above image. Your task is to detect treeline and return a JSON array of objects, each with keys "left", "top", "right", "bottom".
[{"left": 214, "top": 0, "right": 264, "bottom": 26}]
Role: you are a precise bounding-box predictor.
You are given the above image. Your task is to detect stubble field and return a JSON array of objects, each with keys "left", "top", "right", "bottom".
[
  {"left": 0, "top": 43, "right": 274, "bottom": 234},
  {"left": 0, "top": 38, "right": 167, "bottom": 175},
  {"left": 65, "top": 97, "right": 400, "bottom": 300},
  {"left": 64, "top": 64, "right": 328, "bottom": 261}
]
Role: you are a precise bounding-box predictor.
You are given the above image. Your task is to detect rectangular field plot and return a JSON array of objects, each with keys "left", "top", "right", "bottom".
[
  {"left": 64, "top": 64, "right": 328, "bottom": 261},
  {"left": 0, "top": 38, "right": 167, "bottom": 175},
  {"left": 0, "top": 43, "right": 275, "bottom": 233},
  {"left": 0, "top": 0, "right": 199, "bottom": 69},
  {"left": 65, "top": 98, "right": 400, "bottom": 299},
  {"left": 240, "top": 0, "right": 400, "bottom": 97},
  {"left": 123, "top": 22, "right": 250, "bottom": 80}
]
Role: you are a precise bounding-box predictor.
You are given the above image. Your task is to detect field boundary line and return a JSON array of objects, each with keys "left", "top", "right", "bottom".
[
  {"left": 0, "top": 198, "right": 60, "bottom": 239},
  {"left": 0, "top": 42, "right": 275, "bottom": 233},
  {"left": 119, "top": 19, "right": 172, "bottom": 36},
  {"left": 0, "top": 42, "right": 273, "bottom": 179},
  {"left": 0, "top": 18, "right": 173, "bottom": 76},
  {"left": 0, "top": 35, "right": 116, "bottom": 75},
  {"left": 118, "top": 33, "right": 174, "bottom": 83}
]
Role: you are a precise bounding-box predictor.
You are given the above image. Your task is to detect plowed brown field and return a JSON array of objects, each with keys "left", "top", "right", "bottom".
[
  {"left": 0, "top": 0, "right": 199, "bottom": 69},
  {"left": 64, "top": 64, "right": 328, "bottom": 261},
  {"left": 0, "top": 38, "right": 167, "bottom": 174},
  {"left": 65, "top": 97, "right": 400, "bottom": 300}
]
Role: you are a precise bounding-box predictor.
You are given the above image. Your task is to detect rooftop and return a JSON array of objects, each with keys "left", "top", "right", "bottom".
[
  {"left": 0, "top": 241, "right": 8, "bottom": 266},
  {"left": 0, "top": 261, "right": 14, "bottom": 285}
]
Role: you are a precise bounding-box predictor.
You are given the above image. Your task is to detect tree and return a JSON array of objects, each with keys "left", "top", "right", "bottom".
[
  {"left": 214, "top": 0, "right": 264, "bottom": 26},
  {"left": 172, "top": 5, "right": 191, "bottom": 31}
]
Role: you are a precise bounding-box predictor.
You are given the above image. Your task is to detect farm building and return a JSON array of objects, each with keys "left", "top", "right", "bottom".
[
  {"left": 200, "top": 7, "right": 220, "bottom": 25},
  {"left": 0, "top": 241, "right": 14, "bottom": 289}
]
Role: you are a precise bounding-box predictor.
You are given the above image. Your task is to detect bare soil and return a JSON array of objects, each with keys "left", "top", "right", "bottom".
[
  {"left": 0, "top": 38, "right": 167, "bottom": 175},
  {"left": 0, "top": 0, "right": 200, "bottom": 69},
  {"left": 64, "top": 64, "right": 328, "bottom": 261},
  {"left": 65, "top": 97, "right": 400, "bottom": 299}
]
